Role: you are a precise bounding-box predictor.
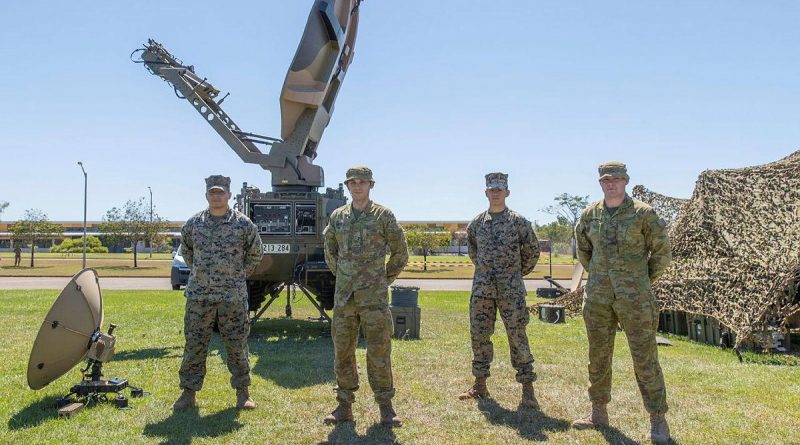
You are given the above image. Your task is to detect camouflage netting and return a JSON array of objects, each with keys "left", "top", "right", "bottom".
[{"left": 550, "top": 151, "right": 800, "bottom": 348}]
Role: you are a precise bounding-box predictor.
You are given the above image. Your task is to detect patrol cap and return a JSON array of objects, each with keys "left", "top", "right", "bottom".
[
  {"left": 598, "top": 161, "right": 629, "bottom": 181},
  {"left": 205, "top": 175, "right": 231, "bottom": 192},
  {"left": 485, "top": 172, "right": 508, "bottom": 190},
  {"left": 345, "top": 165, "right": 374, "bottom": 183}
]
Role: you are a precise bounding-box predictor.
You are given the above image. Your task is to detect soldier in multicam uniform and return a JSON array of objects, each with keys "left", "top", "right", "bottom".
[
  {"left": 571, "top": 162, "right": 672, "bottom": 444},
  {"left": 172, "top": 175, "right": 263, "bottom": 411},
  {"left": 322, "top": 166, "right": 408, "bottom": 427},
  {"left": 458, "top": 172, "right": 541, "bottom": 410}
]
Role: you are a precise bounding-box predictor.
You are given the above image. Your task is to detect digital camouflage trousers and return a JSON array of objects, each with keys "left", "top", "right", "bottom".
[{"left": 179, "top": 298, "right": 251, "bottom": 391}]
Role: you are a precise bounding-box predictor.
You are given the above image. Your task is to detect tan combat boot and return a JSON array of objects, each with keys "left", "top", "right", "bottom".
[
  {"left": 323, "top": 401, "right": 354, "bottom": 425},
  {"left": 650, "top": 413, "right": 670, "bottom": 444},
  {"left": 172, "top": 389, "right": 196, "bottom": 411},
  {"left": 458, "top": 377, "right": 489, "bottom": 400},
  {"left": 236, "top": 387, "right": 256, "bottom": 410},
  {"left": 379, "top": 402, "right": 402, "bottom": 427},
  {"left": 519, "top": 382, "right": 540, "bottom": 410},
  {"left": 571, "top": 403, "right": 609, "bottom": 429}
]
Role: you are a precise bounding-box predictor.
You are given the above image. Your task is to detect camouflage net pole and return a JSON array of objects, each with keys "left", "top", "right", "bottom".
[{"left": 548, "top": 151, "right": 800, "bottom": 349}]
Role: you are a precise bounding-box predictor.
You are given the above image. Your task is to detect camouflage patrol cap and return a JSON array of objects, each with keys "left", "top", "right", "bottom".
[
  {"left": 205, "top": 175, "right": 231, "bottom": 192},
  {"left": 345, "top": 165, "right": 374, "bottom": 183},
  {"left": 598, "top": 161, "right": 629, "bottom": 181},
  {"left": 485, "top": 172, "right": 509, "bottom": 190}
]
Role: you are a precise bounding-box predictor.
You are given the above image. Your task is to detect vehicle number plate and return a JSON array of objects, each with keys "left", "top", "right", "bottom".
[{"left": 263, "top": 243, "right": 291, "bottom": 254}]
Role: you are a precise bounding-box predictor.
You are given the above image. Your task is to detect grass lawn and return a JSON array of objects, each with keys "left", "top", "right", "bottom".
[
  {"left": 1, "top": 290, "right": 797, "bottom": 444},
  {"left": 0, "top": 258, "right": 171, "bottom": 277},
  {"left": 0, "top": 256, "right": 578, "bottom": 279}
]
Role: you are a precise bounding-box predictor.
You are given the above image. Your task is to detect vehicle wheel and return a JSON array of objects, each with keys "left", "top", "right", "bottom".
[{"left": 172, "top": 284, "right": 181, "bottom": 290}]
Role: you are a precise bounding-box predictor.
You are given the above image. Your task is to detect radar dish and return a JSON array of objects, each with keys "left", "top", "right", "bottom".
[{"left": 27, "top": 269, "right": 103, "bottom": 390}]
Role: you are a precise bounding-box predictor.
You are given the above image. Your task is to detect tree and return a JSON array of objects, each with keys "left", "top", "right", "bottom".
[
  {"left": 0, "top": 201, "right": 8, "bottom": 221},
  {"left": 542, "top": 193, "right": 590, "bottom": 258},
  {"left": 100, "top": 197, "right": 167, "bottom": 267},
  {"left": 534, "top": 220, "right": 573, "bottom": 254},
  {"left": 11, "top": 209, "right": 62, "bottom": 267},
  {"left": 404, "top": 225, "right": 451, "bottom": 271},
  {"left": 51, "top": 235, "right": 109, "bottom": 254}
]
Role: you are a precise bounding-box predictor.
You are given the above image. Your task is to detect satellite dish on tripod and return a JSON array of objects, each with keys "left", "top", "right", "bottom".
[
  {"left": 28, "top": 268, "right": 103, "bottom": 389},
  {"left": 27, "top": 269, "right": 143, "bottom": 414}
]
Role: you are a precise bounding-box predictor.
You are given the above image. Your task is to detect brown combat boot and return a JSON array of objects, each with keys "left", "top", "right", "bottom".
[
  {"left": 236, "top": 387, "right": 256, "bottom": 410},
  {"left": 323, "top": 401, "right": 354, "bottom": 425},
  {"left": 519, "top": 382, "right": 540, "bottom": 410},
  {"left": 172, "top": 389, "right": 196, "bottom": 411},
  {"left": 458, "top": 377, "right": 489, "bottom": 400},
  {"left": 571, "top": 403, "right": 609, "bottom": 429},
  {"left": 379, "top": 402, "right": 402, "bottom": 427},
  {"left": 650, "top": 413, "right": 670, "bottom": 444}
]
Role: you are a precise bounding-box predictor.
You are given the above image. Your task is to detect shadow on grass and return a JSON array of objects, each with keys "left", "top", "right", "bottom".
[
  {"left": 114, "top": 346, "right": 183, "bottom": 361},
  {"left": 7, "top": 395, "right": 61, "bottom": 430},
  {"left": 248, "top": 318, "right": 336, "bottom": 389},
  {"left": 477, "top": 398, "right": 571, "bottom": 442},
  {"left": 318, "top": 421, "right": 404, "bottom": 445},
  {"left": 142, "top": 407, "right": 242, "bottom": 445}
]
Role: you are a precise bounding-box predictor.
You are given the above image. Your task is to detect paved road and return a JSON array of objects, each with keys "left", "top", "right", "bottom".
[{"left": 0, "top": 277, "right": 569, "bottom": 291}]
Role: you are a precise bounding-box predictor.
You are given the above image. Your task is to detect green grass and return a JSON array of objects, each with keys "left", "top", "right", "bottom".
[
  {"left": 1, "top": 256, "right": 578, "bottom": 279},
  {"left": 1, "top": 290, "right": 798, "bottom": 444},
  {"left": 0, "top": 258, "right": 171, "bottom": 277},
  {"left": 407, "top": 255, "right": 578, "bottom": 265},
  {"left": 0, "top": 252, "right": 174, "bottom": 260}
]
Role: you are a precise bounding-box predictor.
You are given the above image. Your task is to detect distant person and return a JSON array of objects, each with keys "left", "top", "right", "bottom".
[
  {"left": 172, "top": 175, "right": 263, "bottom": 411},
  {"left": 322, "top": 166, "right": 408, "bottom": 427},
  {"left": 14, "top": 246, "right": 22, "bottom": 266},
  {"left": 572, "top": 161, "right": 672, "bottom": 444},
  {"left": 458, "top": 172, "right": 541, "bottom": 409}
]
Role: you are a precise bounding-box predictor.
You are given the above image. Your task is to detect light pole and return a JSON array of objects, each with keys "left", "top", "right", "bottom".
[
  {"left": 77, "top": 162, "right": 87, "bottom": 269},
  {"left": 147, "top": 186, "right": 153, "bottom": 258}
]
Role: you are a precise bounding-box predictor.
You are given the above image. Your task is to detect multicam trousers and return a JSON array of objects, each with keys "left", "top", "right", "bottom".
[
  {"left": 179, "top": 298, "right": 252, "bottom": 391},
  {"left": 582, "top": 294, "right": 668, "bottom": 414},
  {"left": 332, "top": 294, "right": 395, "bottom": 405}
]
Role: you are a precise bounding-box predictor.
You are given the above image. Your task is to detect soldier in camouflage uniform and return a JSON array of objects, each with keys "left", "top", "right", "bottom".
[
  {"left": 172, "top": 175, "right": 263, "bottom": 411},
  {"left": 572, "top": 162, "right": 672, "bottom": 444},
  {"left": 458, "top": 172, "right": 541, "bottom": 410},
  {"left": 322, "top": 166, "right": 408, "bottom": 427}
]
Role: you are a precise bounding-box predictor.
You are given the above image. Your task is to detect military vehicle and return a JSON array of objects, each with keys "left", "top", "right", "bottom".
[{"left": 133, "top": 0, "right": 364, "bottom": 321}]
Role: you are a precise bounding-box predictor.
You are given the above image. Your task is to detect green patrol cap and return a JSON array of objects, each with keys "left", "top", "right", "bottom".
[
  {"left": 598, "top": 161, "right": 629, "bottom": 181},
  {"left": 205, "top": 175, "right": 231, "bottom": 192},
  {"left": 345, "top": 165, "right": 374, "bottom": 183},
  {"left": 485, "top": 172, "right": 508, "bottom": 190}
]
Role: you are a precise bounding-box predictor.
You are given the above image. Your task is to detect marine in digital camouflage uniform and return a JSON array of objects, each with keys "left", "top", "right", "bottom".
[
  {"left": 322, "top": 165, "right": 408, "bottom": 427},
  {"left": 458, "top": 172, "right": 542, "bottom": 410},
  {"left": 172, "top": 175, "right": 263, "bottom": 411},
  {"left": 571, "top": 161, "right": 672, "bottom": 444}
]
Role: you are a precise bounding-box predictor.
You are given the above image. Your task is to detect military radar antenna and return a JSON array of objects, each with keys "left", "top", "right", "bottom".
[{"left": 133, "top": 0, "right": 365, "bottom": 321}]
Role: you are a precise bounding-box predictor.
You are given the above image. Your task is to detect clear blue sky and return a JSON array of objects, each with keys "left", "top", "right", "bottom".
[{"left": 1, "top": 1, "right": 798, "bottom": 224}]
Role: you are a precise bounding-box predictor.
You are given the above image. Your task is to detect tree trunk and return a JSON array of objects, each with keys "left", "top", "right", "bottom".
[
  {"left": 29, "top": 243, "right": 34, "bottom": 268},
  {"left": 133, "top": 242, "right": 138, "bottom": 268},
  {"left": 423, "top": 249, "right": 427, "bottom": 271}
]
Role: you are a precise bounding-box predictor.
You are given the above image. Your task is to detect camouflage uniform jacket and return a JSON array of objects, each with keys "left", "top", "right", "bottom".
[
  {"left": 181, "top": 208, "right": 263, "bottom": 302},
  {"left": 575, "top": 194, "right": 671, "bottom": 303},
  {"left": 467, "top": 207, "right": 540, "bottom": 292},
  {"left": 323, "top": 201, "right": 409, "bottom": 307}
]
